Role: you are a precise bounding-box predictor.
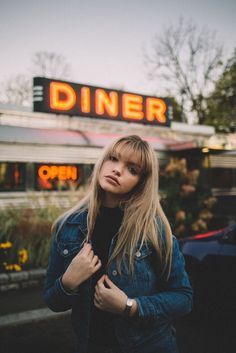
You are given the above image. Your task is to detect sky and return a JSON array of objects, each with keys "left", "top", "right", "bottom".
[{"left": 0, "top": 0, "right": 236, "bottom": 97}]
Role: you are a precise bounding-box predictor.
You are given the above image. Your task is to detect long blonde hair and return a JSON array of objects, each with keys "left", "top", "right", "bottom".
[{"left": 53, "top": 135, "right": 173, "bottom": 278}]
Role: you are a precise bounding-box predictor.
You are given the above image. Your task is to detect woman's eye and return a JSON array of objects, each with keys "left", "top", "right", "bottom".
[
  {"left": 110, "top": 155, "right": 118, "bottom": 162},
  {"left": 128, "top": 166, "right": 138, "bottom": 175}
]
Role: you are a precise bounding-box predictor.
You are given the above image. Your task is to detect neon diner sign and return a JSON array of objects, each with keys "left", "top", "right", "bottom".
[{"left": 33, "top": 77, "right": 170, "bottom": 126}]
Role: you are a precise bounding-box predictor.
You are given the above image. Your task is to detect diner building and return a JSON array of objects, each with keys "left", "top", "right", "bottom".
[{"left": 0, "top": 77, "right": 235, "bottom": 224}]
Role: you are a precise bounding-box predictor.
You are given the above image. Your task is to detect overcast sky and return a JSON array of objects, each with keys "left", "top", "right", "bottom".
[{"left": 0, "top": 0, "right": 235, "bottom": 96}]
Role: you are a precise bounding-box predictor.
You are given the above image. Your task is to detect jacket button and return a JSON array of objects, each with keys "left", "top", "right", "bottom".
[
  {"left": 112, "top": 270, "right": 117, "bottom": 276},
  {"left": 63, "top": 249, "right": 69, "bottom": 255},
  {"left": 136, "top": 251, "right": 141, "bottom": 257}
]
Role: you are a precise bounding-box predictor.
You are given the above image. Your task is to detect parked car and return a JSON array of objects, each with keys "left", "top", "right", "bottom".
[{"left": 178, "top": 223, "right": 236, "bottom": 318}]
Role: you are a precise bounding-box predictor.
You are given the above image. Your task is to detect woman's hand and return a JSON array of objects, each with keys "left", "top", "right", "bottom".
[
  {"left": 62, "top": 243, "right": 101, "bottom": 291},
  {"left": 94, "top": 275, "right": 137, "bottom": 315}
]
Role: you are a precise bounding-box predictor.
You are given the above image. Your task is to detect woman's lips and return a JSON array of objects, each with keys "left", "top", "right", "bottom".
[{"left": 104, "top": 175, "right": 120, "bottom": 185}]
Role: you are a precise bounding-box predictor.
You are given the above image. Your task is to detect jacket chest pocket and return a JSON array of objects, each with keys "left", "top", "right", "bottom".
[
  {"left": 133, "top": 246, "right": 154, "bottom": 281},
  {"left": 116, "top": 246, "right": 154, "bottom": 283},
  {"left": 114, "top": 245, "right": 156, "bottom": 297},
  {"left": 57, "top": 241, "right": 82, "bottom": 269}
]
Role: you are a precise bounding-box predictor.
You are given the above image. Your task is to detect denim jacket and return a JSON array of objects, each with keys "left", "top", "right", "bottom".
[{"left": 43, "top": 209, "right": 193, "bottom": 353}]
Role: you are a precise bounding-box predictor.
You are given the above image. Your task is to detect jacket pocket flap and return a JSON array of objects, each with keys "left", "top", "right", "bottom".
[
  {"left": 135, "top": 245, "right": 152, "bottom": 260},
  {"left": 57, "top": 242, "right": 81, "bottom": 257}
]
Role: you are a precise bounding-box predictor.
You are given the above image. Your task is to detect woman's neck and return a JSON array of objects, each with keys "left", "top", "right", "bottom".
[{"left": 102, "top": 192, "right": 121, "bottom": 208}]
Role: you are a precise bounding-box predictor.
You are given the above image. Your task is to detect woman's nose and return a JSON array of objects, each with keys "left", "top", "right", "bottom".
[
  {"left": 112, "top": 163, "right": 122, "bottom": 176},
  {"left": 113, "top": 168, "right": 121, "bottom": 176}
]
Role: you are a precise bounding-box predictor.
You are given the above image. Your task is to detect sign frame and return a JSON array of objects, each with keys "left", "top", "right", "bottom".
[{"left": 33, "top": 77, "right": 171, "bottom": 127}]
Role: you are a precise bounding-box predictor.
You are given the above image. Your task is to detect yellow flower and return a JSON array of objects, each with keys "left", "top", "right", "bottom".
[
  {"left": 0, "top": 241, "right": 12, "bottom": 249},
  {"left": 3, "top": 263, "right": 22, "bottom": 271},
  {"left": 18, "top": 249, "right": 28, "bottom": 264},
  {"left": 13, "top": 264, "right": 22, "bottom": 271}
]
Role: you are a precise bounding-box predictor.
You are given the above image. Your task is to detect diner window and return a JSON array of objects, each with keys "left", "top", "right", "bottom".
[
  {"left": 0, "top": 163, "right": 26, "bottom": 191},
  {"left": 35, "top": 164, "right": 83, "bottom": 191},
  {"left": 211, "top": 168, "right": 234, "bottom": 189}
]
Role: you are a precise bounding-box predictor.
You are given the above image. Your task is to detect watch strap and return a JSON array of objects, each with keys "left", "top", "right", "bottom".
[{"left": 124, "top": 298, "right": 133, "bottom": 317}]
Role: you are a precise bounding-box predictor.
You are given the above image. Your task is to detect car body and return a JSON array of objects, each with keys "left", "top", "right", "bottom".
[{"left": 178, "top": 223, "right": 236, "bottom": 318}]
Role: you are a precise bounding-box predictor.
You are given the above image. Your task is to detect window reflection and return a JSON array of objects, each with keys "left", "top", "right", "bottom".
[
  {"left": 211, "top": 168, "right": 234, "bottom": 189},
  {"left": 0, "top": 163, "right": 25, "bottom": 191}
]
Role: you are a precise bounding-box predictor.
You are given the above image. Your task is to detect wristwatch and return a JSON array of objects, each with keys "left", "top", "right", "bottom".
[{"left": 124, "top": 298, "right": 133, "bottom": 317}]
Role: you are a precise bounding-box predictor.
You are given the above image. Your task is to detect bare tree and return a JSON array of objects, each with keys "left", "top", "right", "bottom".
[
  {"left": 1, "top": 74, "right": 32, "bottom": 107},
  {"left": 30, "top": 51, "right": 71, "bottom": 79},
  {"left": 0, "top": 51, "right": 72, "bottom": 107},
  {"left": 145, "top": 18, "right": 224, "bottom": 124}
]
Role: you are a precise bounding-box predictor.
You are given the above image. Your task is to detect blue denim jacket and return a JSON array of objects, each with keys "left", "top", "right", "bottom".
[{"left": 43, "top": 210, "right": 193, "bottom": 353}]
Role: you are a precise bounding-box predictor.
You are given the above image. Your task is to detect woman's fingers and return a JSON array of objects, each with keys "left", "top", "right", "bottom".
[
  {"left": 91, "top": 255, "right": 99, "bottom": 266},
  {"left": 104, "top": 275, "right": 116, "bottom": 288},
  {"left": 94, "top": 260, "right": 102, "bottom": 272},
  {"left": 94, "top": 294, "right": 101, "bottom": 308},
  {"left": 91, "top": 255, "right": 101, "bottom": 269},
  {"left": 82, "top": 245, "right": 101, "bottom": 272},
  {"left": 82, "top": 242, "right": 92, "bottom": 252}
]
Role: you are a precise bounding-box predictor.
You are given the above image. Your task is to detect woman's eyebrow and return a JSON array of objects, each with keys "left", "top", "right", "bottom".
[
  {"left": 127, "top": 161, "right": 141, "bottom": 170},
  {"left": 117, "top": 151, "right": 141, "bottom": 169}
]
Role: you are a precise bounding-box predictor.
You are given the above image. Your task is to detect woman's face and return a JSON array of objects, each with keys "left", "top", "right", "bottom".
[{"left": 99, "top": 152, "right": 141, "bottom": 206}]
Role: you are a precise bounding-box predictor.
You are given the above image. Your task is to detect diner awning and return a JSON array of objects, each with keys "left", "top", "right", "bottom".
[{"left": 0, "top": 125, "right": 198, "bottom": 163}]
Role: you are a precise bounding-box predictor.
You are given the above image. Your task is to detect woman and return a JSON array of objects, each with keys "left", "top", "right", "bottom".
[{"left": 43, "top": 135, "right": 192, "bottom": 353}]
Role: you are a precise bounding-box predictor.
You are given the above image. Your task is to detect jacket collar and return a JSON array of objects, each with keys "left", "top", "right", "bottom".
[{"left": 66, "top": 209, "right": 88, "bottom": 235}]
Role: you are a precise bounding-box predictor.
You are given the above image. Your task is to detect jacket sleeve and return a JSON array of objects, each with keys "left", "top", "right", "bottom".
[
  {"left": 135, "top": 236, "right": 193, "bottom": 322},
  {"left": 42, "top": 235, "right": 80, "bottom": 312}
]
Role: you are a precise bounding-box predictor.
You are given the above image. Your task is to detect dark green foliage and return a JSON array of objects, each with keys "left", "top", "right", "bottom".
[
  {"left": 0, "top": 205, "right": 62, "bottom": 270},
  {"left": 205, "top": 49, "right": 236, "bottom": 132},
  {"left": 160, "top": 158, "right": 217, "bottom": 237}
]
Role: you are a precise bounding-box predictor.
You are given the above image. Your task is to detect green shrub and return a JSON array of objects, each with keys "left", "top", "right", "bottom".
[
  {"left": 0, "top": 204, "right": 63, "bottom": 271},
  {"left": 0, "top": 188, "right": 89, "bottom": 271}
]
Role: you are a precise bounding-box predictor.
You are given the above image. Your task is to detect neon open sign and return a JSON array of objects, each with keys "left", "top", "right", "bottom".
[
  {"left": 38, "top": 165, "right": 78, "bottom": 181},
  {"left": 33, "top": 77, "right": 170, "bottom": 126}
]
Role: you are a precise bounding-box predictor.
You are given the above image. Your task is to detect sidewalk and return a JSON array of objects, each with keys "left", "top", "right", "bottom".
[
  {"left": 0, "top": 307, "right": 69, "bottom": 328},
  {"left": 0, "top": 272, "right": 74, "bottom": 353},
  {"left": 0, "top": 269, "right": 66, "bottom": 328},
  {"left": 0, "top": 314, "right": 75, "bottom": 353}
]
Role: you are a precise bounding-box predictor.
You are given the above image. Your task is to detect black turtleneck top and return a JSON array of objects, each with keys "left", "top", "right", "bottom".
[{"left": 89, "top": 205, "right": 124, "bottom": 348}]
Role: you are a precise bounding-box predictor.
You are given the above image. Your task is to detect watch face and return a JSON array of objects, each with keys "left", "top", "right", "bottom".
[{"left": 127, "top": 298, "right": 133, "bottom": 307}]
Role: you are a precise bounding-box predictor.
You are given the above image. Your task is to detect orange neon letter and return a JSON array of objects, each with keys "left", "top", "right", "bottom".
[
  {"left": 50, "top": 166, "right": 58, "bottom": 179},
  {"left": 122, "top": 94, "right": 144, "bottom": 120},
  {"left": 50, "top": 82, "right": 76, "bottom": 111},
  {"left": 58, "top": 166, "right": 67, "bottom": 180},
  {"left": 146, "top": 98, "right": 167, "bottom": 123},
  {"left": 38, "top": 165, "right": 51, "bottom": 180},
  {"left": 65, "top": 166, "right": 77, "bottom": 180},
  {"left": 70, "top": 166, "right": 78, "bottom": 180},
  {"left": 95, "top": 89, "right": 118, "bottom": 117},
  {"left": 81, "top": 87, "right": 91, "bottom": 113}
]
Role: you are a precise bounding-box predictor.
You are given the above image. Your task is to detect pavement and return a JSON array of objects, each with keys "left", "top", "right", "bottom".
[{"left": 0, "top": 286, "right": 236, "bottom": 353}]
